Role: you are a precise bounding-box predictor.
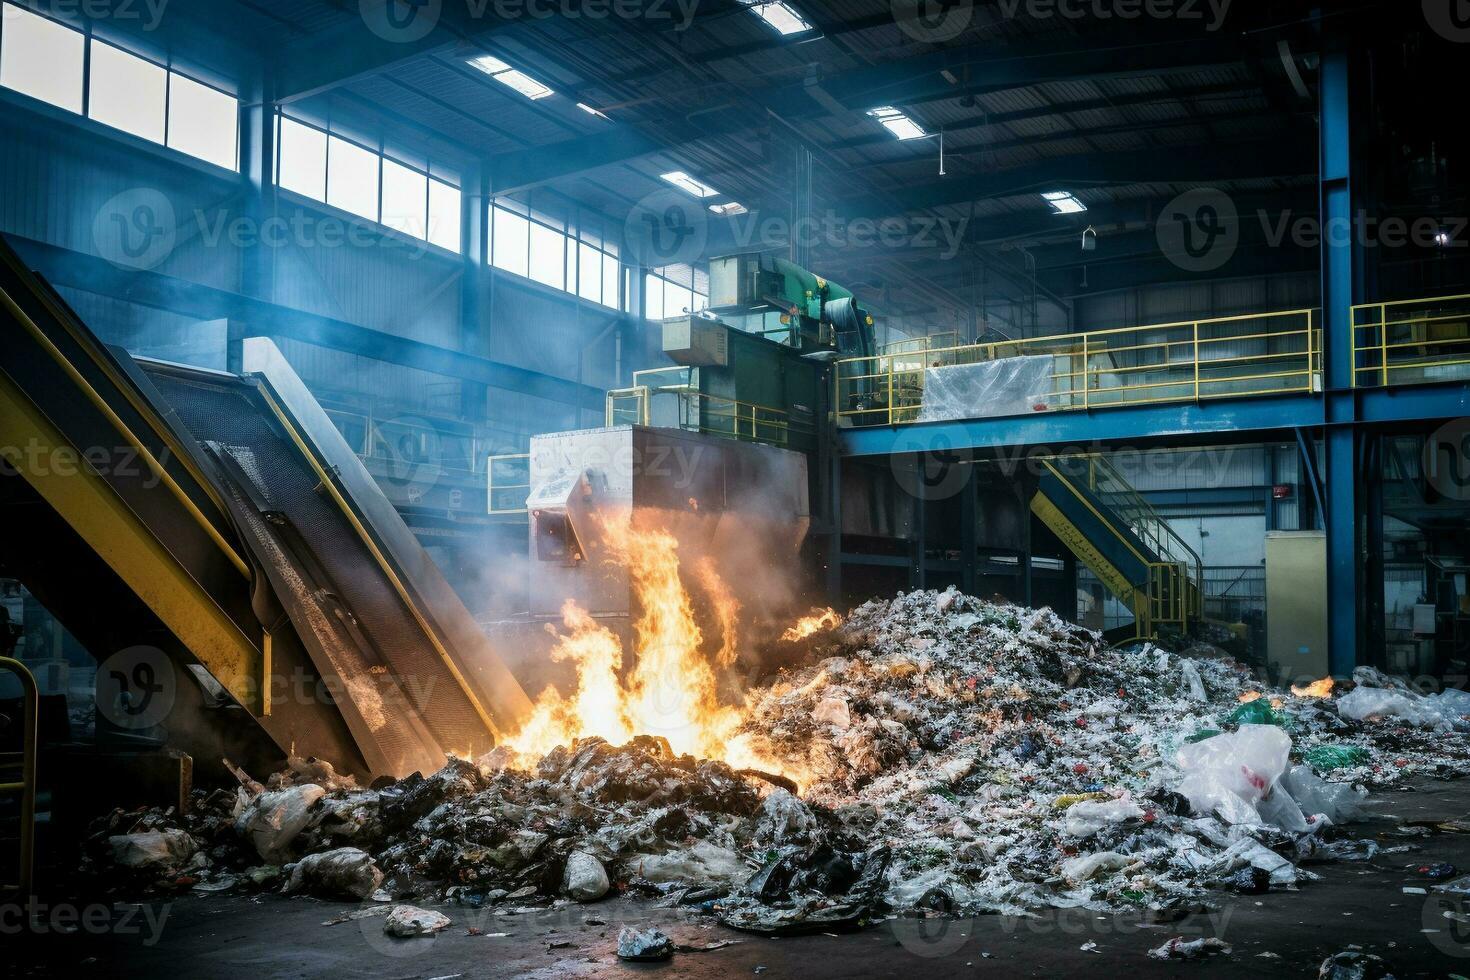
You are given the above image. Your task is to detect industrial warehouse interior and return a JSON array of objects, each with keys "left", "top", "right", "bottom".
[{"left": 1, "top": 0, "right": 1469, "bottom": 975}]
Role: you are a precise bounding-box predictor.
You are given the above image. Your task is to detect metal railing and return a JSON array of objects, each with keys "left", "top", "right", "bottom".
[
  {"left": 879, "top": 330, "right": 960, "bottom": 356},
  {"left": 1077, "top": 455, "right": 1204, "bottom": 622},
  {"left": 0, "top": 657, "right": 36, "bottom": 897},
  {"left": 486, "top": 453, "right": 530, "bottom": 515},
  {"left": 836, "top": 309, "right": 1320, "bottom": 427},
  {"left": 1352, "top": 293, "right": 1470, "bottom": 387},
  {"left": 324, "top": 406, "right": 493, "bottom": 478},
  {"left": 1041, "top": 458, "right": 1193, "bottom": 638},
  {"left": 606, "top": 366, "right": 802, "bottom": 447}
]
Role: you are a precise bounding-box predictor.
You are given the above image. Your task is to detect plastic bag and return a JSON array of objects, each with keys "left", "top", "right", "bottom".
[
  {"left": 284, "top": 846, "right": 383, "bottom": 899},
  {"left": 1181, "top": 661, "right": 1207, "bottom": 701},
  {"left": 233, "top": 784, "right": 326, "bottom": 863},
  {"left": 1280, "top": 765, "right": 1365, "bottom": 824},
  {"left": 1174, "top": 724, "right": 1291, "bottom": 825},
  {"left": 1223, "top": 699, "right": 1285, "bottom": 728},
  {"left": 1303, "top": 745, "right": 1370, "bottom": 771},
  {"left": 1061, "top": 851, "right": 1132, "bottom": 882},
  {"left": 1336, "top": 687, "right": 1442, "bottom": 727},
  {"left": 1061, "top": 798, "right": 1145, "bottom": 838}
]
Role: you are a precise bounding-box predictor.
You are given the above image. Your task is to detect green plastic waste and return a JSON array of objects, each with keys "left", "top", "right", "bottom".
[
  {"left": 1303, "top": 745, "right": 1370, "bottom": 770},
  {"left": 1223, "top": 699, "right": 1286, "bottom": 728},
  {"left": 1185, "top": 728, "right": 1223, "bottom": 744}
]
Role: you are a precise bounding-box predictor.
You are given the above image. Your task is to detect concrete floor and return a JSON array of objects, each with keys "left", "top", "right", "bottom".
[{"left": 10, "top": 780, "right": 1470, "bottom": 979}]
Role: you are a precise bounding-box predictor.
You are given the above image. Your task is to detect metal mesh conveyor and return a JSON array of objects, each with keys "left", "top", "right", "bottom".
[{"left": 142, "top": 367, "right": 495, "bottom": 774}]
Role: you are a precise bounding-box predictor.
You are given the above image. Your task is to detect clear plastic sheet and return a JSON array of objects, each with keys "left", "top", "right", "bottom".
[{"left": 915, "top": 355, "right": 1059, "bottom": 422}]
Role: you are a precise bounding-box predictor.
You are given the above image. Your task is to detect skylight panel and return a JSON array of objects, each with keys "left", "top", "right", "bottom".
[
  {"left": 468, "top": 54, "right": 553, "bottom": 101},
  {"left": 868, "top": 106, "right": 926, "bottom": 141},
  {"left": 1042, "top": 191, "right": 1088, "bottom": 214},
  {"left": 659, "top": 170, "right": 720, "bottom": 198}
]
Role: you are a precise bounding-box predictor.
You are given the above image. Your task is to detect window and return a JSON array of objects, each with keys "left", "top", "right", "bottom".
[
  {"left": 427, "top": 179, "right": 461, "bottom": 253},
  {"left": 492, "top": 205, "right": 529, "bottom": 278},
  {"left": 644, "top": 268, "right": 708, "bottom": 321},
  {"left": 0, "top": 5, "right": 239, "bottom": 168},
  {"left": 278, "top": 116, "right": 327, "bottom": 201},
  {"left": 274, "top": 113, "right": 463, "bottom": 252},
  {"left": 168, "top": 73, "right": 238, "bottom": 171},
  {"left": 528, "top": 220, "right": 565, "bottom": 290},
  {"left": 326, "top": 134, "right": 379, "bottom": 221},
  {"left": 490, "top": 202, "right": 620, "bottom": 307},
  {"left": 381, "top": 157, "right": 428, "bottom": 238},
  {"left": 89, "top": 40, "right": 167, "bottom": 144},
  {"left": 0, "top": 4, "right": 84, "bottom": 113}
]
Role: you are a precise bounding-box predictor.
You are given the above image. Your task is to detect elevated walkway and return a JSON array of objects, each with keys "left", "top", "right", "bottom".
[{"left": 837, "top": 303, "right": 1469, "bottom": 457}]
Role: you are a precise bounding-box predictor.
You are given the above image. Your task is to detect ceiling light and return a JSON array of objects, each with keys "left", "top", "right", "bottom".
[
  {"left": 1042, "top": 190, "right": 1087, "bottom": 214},
  {"left": 659, "top": 170, "right": 720, "bottom": 198},
  {"left": 576, "top": 102, "right": 609, "bottom": 119},
  {"left": 741, "top": 0, "right": 813, "bottom": 35},
  {"left": 468, "top": 54, "right": 553, "bottom": 100},
  {"left": 868, "top": 106, "right": 927, "bottom": 141},
  {"left": 709, "top": 202, "right": 748, "bottom": 216}
]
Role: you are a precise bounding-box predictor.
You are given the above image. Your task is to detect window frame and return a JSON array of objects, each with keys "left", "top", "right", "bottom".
[
  {"left": 0, "top": 3, "right": 241, "bottom": 171},
  {"left": 489, "top": 200, "right": 622, "bottom": 309},
  {"left": 273, "top": 110, "right": 464, "bottom": 256}
]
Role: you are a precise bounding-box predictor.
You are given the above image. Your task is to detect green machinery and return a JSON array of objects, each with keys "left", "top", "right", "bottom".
[{"left": 611, "top": 253, "right": 876, "bottom": 456}]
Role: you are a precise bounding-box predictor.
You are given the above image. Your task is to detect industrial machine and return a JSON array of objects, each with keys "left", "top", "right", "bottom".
[
  {"left": 525, "top": 426, "right": 810, "bottom": 625},
  {"left": 0, "top": 239, "right": 530, "bottom": 784}
]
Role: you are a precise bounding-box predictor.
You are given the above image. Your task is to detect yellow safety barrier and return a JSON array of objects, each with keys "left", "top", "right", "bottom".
[
  {"left": 1352, "top": 293, "right": 1470, "bottom": 387},
  {"left": 487, "top": 453, "right": 530, "bottom": 515},
  {"left": 605, "top": 366, "right": 803, "bottom": 447},
  {"left": 0, "top": 657, "right": 37, "bottom": 897},
  {"left": 836, "top": 309, "right": 1319, "bottom": 427}
]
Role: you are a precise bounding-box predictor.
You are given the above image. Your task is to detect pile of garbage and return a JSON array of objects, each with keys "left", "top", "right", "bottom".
[{"left": 82, "top": 588, "right": 1470, "bottom": 933}]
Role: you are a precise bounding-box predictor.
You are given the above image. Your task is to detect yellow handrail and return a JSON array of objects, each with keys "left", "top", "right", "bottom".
[
  {"left": 1352, "top": 293, "right": 1470, "bottom": 388},
  {"left": 837, "top": 308, "right": 1318, "bottom": 428},
  {"left": 0, "top": 656, "right": 37, "bottom": 897}
]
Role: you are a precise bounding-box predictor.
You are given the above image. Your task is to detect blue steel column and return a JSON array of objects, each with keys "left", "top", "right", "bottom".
[{"left": 1320, "top": 43, "right": 1364, "bottom": 675}]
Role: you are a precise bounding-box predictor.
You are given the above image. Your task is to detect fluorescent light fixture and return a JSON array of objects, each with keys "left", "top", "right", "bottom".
[
  {"left": 1042, "top": 190, "right": 1088, "bottom": 214},
  {"left": 867, "top": 105, "right": 927, "bottom": 141},
  {"left": 709, "top": 202, "right": 748, "bottom": 216},
  {"left": 576, "top": 102, "right": 609, "bottom": 119},
  {"left": 468, "top": 54, "right": 553, "bottom": 100},
  {"left": 742, "top": 0, "right": 813, "bottom": 35},
  {"left": 659, "top": 170, "right": 720, "bottom": 198}
]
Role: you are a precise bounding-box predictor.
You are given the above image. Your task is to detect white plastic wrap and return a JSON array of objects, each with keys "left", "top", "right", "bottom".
[
  {"left": 1336, "top": 686, "right": 1444, "bottom": 727},
  {"left": 915, "top": 355, "right": 1058, "bottom": 423},
  {"left": 1174, "top": 724, "right": 1291, "bottom": 826},
  {"left": 1061, "top": 798, "right": 1145, "bottom": 838}
]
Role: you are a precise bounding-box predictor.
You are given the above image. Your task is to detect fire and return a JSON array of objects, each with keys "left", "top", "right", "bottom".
[
  {"left": 1291, "top": 677, "right": 1335, "bottom": 698},
  {"left": 782, "top": 607, "right": 842, "bottom": 642},
  {"left": 501, "top": 515, "right": 795, "bottom": 781}
]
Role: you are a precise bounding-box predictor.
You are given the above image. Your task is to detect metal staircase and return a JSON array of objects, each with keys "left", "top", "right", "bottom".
[{"left": 1031, "top": 456, "right": 1202, "bottom": 639}]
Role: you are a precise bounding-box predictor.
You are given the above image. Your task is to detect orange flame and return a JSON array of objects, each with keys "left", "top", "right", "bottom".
[
  {"left": 782, "top": 607, "right": 842, "bottom": 642},
  {"left": 1291, "top": 677, "right": 1334, "bottom": 698},
  {"left": 501, "top": 516, "right": 793, "bottom": 781}
]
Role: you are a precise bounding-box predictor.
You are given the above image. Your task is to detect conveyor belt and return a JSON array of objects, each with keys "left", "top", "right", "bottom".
[{"left": 0, "top": 236, "right": 528, "bottom": 778}]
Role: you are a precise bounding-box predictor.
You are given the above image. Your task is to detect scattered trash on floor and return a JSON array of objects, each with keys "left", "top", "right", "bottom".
[
  {"left": 1147, "top": 936, "right": 1232, "bottom": 960},
  {"left": 383, "top": 906, "right": 452, "bottom": 938},
  {"left": 617, "top": 926, "right": 674, "bottom": 961},
  {"left": 72, "top": 588, "right": 1470, "bottom": 941}
]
